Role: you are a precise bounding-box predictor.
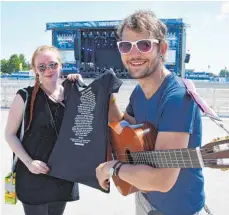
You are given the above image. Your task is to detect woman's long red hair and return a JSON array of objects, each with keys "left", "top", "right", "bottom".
[{"left": 26, "top": 45, "right": 61, "bottom": 131}]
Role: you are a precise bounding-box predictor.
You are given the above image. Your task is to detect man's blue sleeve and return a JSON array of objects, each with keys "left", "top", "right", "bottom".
[
  {"left": 126, "top": 86, "right": 138, "bottom": 117},
  {"left": 126, "top": 99, "right": 134, "bottom": 117},
  {"left": 158, "top": 90, "right": 197, "bottom": 134}
]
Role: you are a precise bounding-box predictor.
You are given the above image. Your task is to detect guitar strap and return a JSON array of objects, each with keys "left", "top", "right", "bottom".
[{"left": 181, "top": 78, "right": 229, "bottom": 134}]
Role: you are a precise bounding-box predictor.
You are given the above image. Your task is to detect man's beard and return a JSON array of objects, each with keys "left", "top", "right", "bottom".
[{"left": 127, "top": 58, "right": 161, "bottom": 80}]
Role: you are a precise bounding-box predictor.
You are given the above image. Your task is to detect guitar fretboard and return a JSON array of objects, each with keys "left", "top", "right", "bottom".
[{"left": 128, "top": 148, "right": 204, "bottom": 168}]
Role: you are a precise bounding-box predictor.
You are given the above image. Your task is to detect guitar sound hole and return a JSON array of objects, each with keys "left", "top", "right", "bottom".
[{"left": 125, "top": 149, "right": 134, "bottom": 164}]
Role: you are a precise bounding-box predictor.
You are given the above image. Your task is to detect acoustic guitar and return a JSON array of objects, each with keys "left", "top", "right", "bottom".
[{"left": 108, "top": 120, "right": 229, "bottom": 196}]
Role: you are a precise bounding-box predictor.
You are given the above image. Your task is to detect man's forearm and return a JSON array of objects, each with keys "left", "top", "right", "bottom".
[{"left": 117, "top": 164, "right": 180, "bottom": 192}]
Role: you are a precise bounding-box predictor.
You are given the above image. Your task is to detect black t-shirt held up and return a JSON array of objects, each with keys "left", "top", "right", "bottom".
[
  {"left": 47, "top": 70, "right": 122, "bottom": 191},
  {"left": 15, "top": 87, "right": 79, "bottom": 205}
]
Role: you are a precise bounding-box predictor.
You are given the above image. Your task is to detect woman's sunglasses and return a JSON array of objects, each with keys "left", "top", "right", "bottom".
[
  {"left": 37, "top": 62, "right": 58, "bottom": 72},
  {"left": 117, "top": 39, "right": 159, "bottom": 54}
]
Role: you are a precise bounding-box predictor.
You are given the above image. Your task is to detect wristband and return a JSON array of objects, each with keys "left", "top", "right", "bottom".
[
  {"left": 109, "top": 161, "right": 121, "bottom": 178},
  {"left": 114, "top": 163, "right": 124, "bottom": 179},
  {"left": 109, "top": 96, "right": 116, "bottom": 105}
]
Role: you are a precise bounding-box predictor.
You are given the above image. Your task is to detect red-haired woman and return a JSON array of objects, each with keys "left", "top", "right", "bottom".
[{"left": 4, "top": 45, "right": 122, "bottom": 215}]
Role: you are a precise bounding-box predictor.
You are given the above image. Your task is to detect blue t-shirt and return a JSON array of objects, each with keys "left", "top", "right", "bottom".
[{"left": 126, "top": 73, "right": 205, "bottom": 215}]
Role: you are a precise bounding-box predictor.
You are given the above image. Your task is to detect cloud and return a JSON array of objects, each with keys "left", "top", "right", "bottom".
[{"left": 215, "top": 2, "right": 229, "bottom": 21}]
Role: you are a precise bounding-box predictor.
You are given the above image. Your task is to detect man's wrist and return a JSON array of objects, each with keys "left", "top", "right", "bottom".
[
  {"left": 114, "top": 163, "right": 124, "bottom": 178},
  {"left": 109, "top": 94, "right": 116, "bottom": 105},
  {"left": 109, "top": 161, "right": 121, "bottom": 178}
]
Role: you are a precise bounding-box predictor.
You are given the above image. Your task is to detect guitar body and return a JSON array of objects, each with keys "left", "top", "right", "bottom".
[
  {"left": 108, "top": 121, "right": 158, "bottom": 196},
  {"left": 108, "top": 121, "right": 229, "bottom": 196}
]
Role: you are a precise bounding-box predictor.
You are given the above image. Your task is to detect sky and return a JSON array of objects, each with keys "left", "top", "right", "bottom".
[{"left": 1, "top": 0, "right": 229, "bottom": 74}]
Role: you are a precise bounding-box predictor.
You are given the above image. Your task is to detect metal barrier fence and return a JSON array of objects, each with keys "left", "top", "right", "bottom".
[
  {"left": 195, "top": 88, "right": 229, "bottom": 116},
  {"left": 1, "top": 79, "right": 229, "bottom": 117}
]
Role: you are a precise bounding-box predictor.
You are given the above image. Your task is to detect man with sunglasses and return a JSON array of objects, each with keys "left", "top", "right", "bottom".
[{"left": 96, "top": 10, "right": 211, "bottom": 215}]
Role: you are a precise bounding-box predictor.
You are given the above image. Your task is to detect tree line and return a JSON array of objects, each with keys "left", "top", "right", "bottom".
[
  {"left": 1, "top": 54, "right": 229, "bottom": 77},
  {"left": 1, "top": 54, "right": 30, "bottom": 74},
  {"left": 219, "top": 68, "right": 229, "bottom": 77}
]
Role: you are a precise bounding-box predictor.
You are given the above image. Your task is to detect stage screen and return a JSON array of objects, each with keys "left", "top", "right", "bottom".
[
  {"left": 60, "top": 50, "right": 75, "bottom": 63},
  {"left": 165, "top": 31, "right": 178, "bottom": 65},
  {"left": 165, "top": 50, "right": 176, "bottom": 65},
  {"left": 53, "top": 30, "right": 75, "bottom": 50}
]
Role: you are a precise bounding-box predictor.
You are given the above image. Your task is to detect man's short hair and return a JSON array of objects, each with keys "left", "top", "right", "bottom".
[{"left": 116, "top": 10, "right": 167, "bottom": 42}]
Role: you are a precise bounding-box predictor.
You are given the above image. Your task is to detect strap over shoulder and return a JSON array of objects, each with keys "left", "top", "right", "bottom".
[
  {"left": 11, "top": 88, "right": 29, "bottom": 173},
  {"left": 181, "top": 78, "right": 221, "bottom": 121},
  {"left": 181, "top": 78, "right": 229, "bottom": 134}
]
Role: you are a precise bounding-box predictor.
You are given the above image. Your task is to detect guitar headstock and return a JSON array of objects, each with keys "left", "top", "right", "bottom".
[{"left": 201, "top": 136, "right": 229, "bottom": 170}]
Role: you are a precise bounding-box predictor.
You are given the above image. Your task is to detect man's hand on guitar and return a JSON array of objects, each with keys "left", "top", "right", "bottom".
[{"left": 96, "top": 160, "right": 118, "bottom": 191}]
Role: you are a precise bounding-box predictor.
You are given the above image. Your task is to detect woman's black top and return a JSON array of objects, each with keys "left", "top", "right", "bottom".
[{"left": 15, "top": 86, "right": 79, "bottom": 205}]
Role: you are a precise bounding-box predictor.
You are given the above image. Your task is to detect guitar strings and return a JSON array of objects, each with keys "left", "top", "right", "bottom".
[
  {"left": 112, "top": 155, "right": 224, "bottom": 163},
  {"left": 110, "top": 148, "right": 229, "bottom": 157},
  {"left": 112, "top": 152, "right": 229, "bottom": 167},
  {"left": 112, "top": 155, "right": 229, "bottom": 167}
]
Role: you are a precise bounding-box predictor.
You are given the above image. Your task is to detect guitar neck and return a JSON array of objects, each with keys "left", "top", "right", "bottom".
[{"left": 127, "top": 148, "right": 204, "bottom": 168}]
